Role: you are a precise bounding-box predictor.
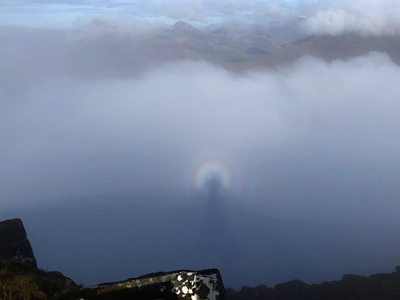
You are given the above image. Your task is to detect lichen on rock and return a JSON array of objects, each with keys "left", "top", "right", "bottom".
[{"left": 95, "top": 268, "right": 226, "bottom": 300}]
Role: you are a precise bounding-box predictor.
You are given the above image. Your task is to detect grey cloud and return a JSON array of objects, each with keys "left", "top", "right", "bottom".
[
  {"left": 2, "top": 23, "right": 400, "bottom": 289},
  {"left": 1, "top": 26, "right": 400, "bottom": 223}
]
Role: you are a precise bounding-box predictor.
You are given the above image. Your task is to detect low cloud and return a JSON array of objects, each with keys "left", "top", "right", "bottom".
[
  {"left": 1, "top": 26, "right": 400, "bottom": 225},
  {"left": 301, "top": 0, "right": 400, "bottom": 36}
]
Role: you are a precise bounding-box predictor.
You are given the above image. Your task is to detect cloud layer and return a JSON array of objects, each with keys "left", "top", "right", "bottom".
[
  {"left": 2, "top": 13, "right": 400, "bottom": 289},
  {"left": 2, "top": 0, "right": 400, "bottom": 37},
  {"left": 1, "top": 26, "right": 400, "bottom": 225}
]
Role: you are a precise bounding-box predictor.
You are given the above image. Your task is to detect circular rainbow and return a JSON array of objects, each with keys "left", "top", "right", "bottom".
[{"left": 195, "top": 161, "right": 231, "bottom": 190}]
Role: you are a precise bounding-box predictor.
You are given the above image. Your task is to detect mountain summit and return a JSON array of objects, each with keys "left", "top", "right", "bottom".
[{"left": 172, "top": 20, "right": 202, "bottom": 37}]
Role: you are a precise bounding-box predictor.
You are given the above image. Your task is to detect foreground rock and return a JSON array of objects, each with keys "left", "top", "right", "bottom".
[
  {"left": 92, "top": 268, "right": 226, "bottom": 300},
  {"left": 0, "top": 218, "right": 37, "bottom": 268}
]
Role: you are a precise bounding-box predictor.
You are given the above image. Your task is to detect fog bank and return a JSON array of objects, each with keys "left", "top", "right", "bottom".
[{"left": 2, "top": 19, "right": 400, "bottom": 289}]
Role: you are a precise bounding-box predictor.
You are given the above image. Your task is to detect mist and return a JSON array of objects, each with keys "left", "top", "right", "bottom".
[{"left": 2, "top": 1, "right": 400, "bottom": 290}]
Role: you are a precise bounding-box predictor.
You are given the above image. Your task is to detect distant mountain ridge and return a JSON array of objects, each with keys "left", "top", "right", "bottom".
[{"left": 1, "top": 21, "right": 399, "bottom": 79}]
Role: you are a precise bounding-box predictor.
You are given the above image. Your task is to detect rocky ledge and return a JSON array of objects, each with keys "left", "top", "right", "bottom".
[
  {"left": 92, "top": 269, "right": 226, "bottom": 300},
  {"left": 0, "top": 218, "right": 37, "bottom": 268}
]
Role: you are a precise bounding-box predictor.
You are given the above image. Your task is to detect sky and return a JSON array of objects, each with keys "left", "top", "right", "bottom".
[
  {"left": 2, "top": 0, "right": 400, "bottom": 291},
  {"left": 2, "top": 0, "right": 400, "bottom": 35}
]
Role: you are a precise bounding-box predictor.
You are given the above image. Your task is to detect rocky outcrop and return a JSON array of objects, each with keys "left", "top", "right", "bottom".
[
  {"left": 47, "top": 270, "right": 77, "bottom": 287},
  {"left": 227, "top": 266, "right": 400, "bottom": 300},
  {"left": 226, "top": 281, "right": 318, "bottom": 300},
  {"left": 93, "top": 268, "right": 226, "bottom": 300},
  {"left": 226, "top": 284, "right": 274, "bottom": 300},
  {"left": 275, "top": 280, "right": 319, "bottom": 300},
  {"left": 0, "top": 218, "right": 37, "bottom": 268}
]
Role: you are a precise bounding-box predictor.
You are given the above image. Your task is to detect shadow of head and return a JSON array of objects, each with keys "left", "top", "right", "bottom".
[{"left": 204, "top": 175, "right": 224, "bottom": 200}]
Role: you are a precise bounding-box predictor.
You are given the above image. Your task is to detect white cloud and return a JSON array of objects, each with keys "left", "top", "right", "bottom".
[{"left": 301, "top": 0, "right": 400, "bottom": 36}]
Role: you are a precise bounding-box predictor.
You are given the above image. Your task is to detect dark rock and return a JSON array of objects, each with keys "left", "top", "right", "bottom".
[
  {"left": 226, "top": 289, "right": 241, "bottom": 300},
  {"left": 275, "top": 280, "right": 319, "bottom": 300},
  {"left": 239, "top": 286, "right": 258, "bottom": 299},
  {"left": 226, "top": 284, "right": 272, "bottom": 300},
  {"left": 395, "top": 265, "right": 400, "bottom": 273},
  {"left": 0, "top": 218, "right": 37, "bottom": 268},
  {"left": 342, "top": 274, "right": 366, "bottom": 284},
  {"left": 47, "top": 271, "right": 77, "bottom": 286},
  {"left": 254, "top": 284, "right": 271, "bottom": 298},
  {"left": 94, "top": 268, "right": 226, "bottom": 300},
  {"left": 369, "top": 273, "right": 392, "bottom": 283}
]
